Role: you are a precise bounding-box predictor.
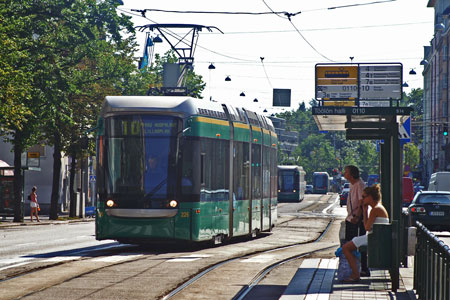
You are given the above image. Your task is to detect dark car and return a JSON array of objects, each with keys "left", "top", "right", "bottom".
[
  {"left": 339, "top": 191, "right": 348, "bottom": 207},
  {"left": 305, "top": 184, "right": 313, "bottom": 194},
  {"left": 408, "top": 191, "right": 450, "bottom": 231}
]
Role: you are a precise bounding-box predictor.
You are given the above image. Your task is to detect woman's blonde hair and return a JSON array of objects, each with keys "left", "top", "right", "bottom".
[{"left": 363, "top": 184, "right": 381, "bottom": 202}]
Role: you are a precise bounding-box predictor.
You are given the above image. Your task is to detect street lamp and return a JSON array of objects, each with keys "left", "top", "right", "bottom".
[
  {"left": 409, "top": 69, "right": 416, "bottom": 75},
  {"left": 240, "top": 92, "right": 245, "bottom": 97},
  {"left": 208, "top": 63, "right": 215, "bottom": 70},
  {"left": 152, "top": 35, "right": 163, "bottom": 43},
  {"left": 225, "top": 76, "right": 231, "bottom": 81}
]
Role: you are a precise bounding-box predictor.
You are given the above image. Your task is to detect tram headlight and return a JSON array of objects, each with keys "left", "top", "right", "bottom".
[
  {"left": 106, "top": 199, "right": 115, "bottom": 208},
  {"left": 169, "top": 200, "right": 178, "bottom": 208}
]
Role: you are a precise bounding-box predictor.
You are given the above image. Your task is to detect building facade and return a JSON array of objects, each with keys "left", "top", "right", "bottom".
[
  {"left": 0, "top": 137, "right": 94, "bottom": 216},
  {"left": 422, "top": 0, "right": 450, "bottom": 185}
]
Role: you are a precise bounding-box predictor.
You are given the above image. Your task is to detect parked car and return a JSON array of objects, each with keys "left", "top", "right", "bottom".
[
  {"left": 305, "top": 184, "right": 313, "bottom": 194},
  {"left": 339, "top": 191, "right": 348, "bottom": 207},
  {"left": 408, "top": 191, "right": 450, "bottom": 231},
  {"left": 339, "top": 183, "right": 350, "bottom": 207},
  {"left": 402, "top": 177, "right": 415, "bottom": 207}
]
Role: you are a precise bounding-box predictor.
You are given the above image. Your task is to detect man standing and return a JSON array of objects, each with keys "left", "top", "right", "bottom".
[{"left": 343, "top": 165, "right": 370, "bottom": 277}]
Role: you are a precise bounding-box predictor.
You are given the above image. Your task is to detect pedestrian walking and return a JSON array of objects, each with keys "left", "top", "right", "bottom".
[{"left": 29, "top": 186, "right": 40, "bottom": 222}]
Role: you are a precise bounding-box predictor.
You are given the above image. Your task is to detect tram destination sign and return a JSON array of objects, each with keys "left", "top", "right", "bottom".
[{"left": 315, "top": 63, "right": 402, "bottom": 102}]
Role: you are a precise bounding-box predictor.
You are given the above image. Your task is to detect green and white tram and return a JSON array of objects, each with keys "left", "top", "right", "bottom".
[
  {"left": 277, "top": 165, "right": 306, "bottom": 202},
  {"left": 95, "top": 96, "right": 278, "bottom": 244}
]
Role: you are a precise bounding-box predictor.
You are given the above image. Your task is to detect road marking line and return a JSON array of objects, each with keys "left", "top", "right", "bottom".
[
  {"left": 322, "top": 195, "right": 339, "bottom": 214},
  {"left": 92, "top": 253, "right": 143, "bottom": 262},
  {"left": 42, "top": 256, "right": 82, "bottom": 262},
  {"left": 167, "top": 254, "right": 211, "bottom": 262},
  {"left": 0, "top": 262, "right": 30, "bottom": 271}
]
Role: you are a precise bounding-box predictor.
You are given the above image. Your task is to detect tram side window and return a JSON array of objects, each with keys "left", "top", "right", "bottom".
[
  {"left": 270, "top": 148, "right": 275, "bottom": 199},
  {"left": 200, "top": 138, "right": 229, "bottom": 202},
  {"left": 252, "top": 144, "right": 261, "bottom": 199},
  {"left": 233, "top": 141, "right": 250, "bottom": 200},
  {"left": 263, "top": 146, "right": 270, "bottom": 198}
]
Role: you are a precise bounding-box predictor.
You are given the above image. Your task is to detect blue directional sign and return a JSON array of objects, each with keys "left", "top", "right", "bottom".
[{"left": 399, "top": 116, "right": 411, "bottom": 147}]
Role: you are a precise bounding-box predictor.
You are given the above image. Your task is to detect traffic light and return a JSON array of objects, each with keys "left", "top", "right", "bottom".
[{"left": 444, "top": 124, "right": 448, "bottom": 137}]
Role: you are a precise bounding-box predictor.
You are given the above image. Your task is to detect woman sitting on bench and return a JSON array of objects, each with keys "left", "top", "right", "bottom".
[{"left": 342, "top": 184, "right": 389, "bottom": 282}]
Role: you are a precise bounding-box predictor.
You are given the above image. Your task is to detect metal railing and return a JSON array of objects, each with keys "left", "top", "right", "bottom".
[{"left": 414, "top": 221, "right": 450, "bottom": 300}]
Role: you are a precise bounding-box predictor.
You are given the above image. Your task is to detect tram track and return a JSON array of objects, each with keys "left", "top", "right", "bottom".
[
  {"left": 161, "top": 218, "right": 337, "bottom": 300},
  {"left": 0, "top": 195, "right": 340, "bottom": 300}
]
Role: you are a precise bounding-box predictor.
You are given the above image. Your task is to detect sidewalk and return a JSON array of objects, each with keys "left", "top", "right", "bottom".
[
  {"left": 280, "top": 256, "right": 417, "bottom": 300},
  {"left": 0, "top": 215, "right": 95, "bottom": 228}
]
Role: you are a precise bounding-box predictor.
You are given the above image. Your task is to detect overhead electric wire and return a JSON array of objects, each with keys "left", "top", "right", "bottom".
[
  {"left": 120, "top": 4, "right": 420, "bottom": 64},
  {"left": 131, "top": 8, "right": 300, "bottom": 17},
  {"left": 262, "top": 0, "right": 334, "bottom": 62},
  {"left": 326, "top": 0, "right": 397, "bottom": 11},
  {"left": 127, "top": 1, "right": 397, "bottom": 16},
  {"left": 119, "top": 7, "right": 257, "bottom": 63},
  {"left": 209, "top": 21, "right": 431, "bottom": 35}
]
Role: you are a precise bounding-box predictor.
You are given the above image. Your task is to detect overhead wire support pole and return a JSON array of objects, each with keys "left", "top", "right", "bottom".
[{"left": 135, "top": 23, "right": 223, "bottom": 94}]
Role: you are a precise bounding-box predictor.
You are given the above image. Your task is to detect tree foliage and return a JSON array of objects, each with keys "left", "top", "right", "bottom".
[{"left": 0, "top": 0, "right": 207, "bottom": 221}]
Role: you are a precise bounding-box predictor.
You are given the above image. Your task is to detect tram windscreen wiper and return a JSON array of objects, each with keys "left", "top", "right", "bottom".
[{"left": 144, "top": 178, "right": 168, "bottom": 200}]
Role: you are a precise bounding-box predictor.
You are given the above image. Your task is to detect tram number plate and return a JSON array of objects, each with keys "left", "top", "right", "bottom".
[
  {"left": 429, "top": 211, "right": 444, "bottom": 216},
  {"left": 181, "top": 212, "right": 190, "bottom": 218}
]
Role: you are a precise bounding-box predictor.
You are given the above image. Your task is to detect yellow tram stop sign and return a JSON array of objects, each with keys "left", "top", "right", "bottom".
[
  {"left": 27, "top": 152, "right": 40, "bottom": 159},
  {"left": 27, "top": 152, "right": 40, "bottom": 168}
]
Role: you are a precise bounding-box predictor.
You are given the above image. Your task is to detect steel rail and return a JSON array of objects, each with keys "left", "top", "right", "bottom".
[{"left": 161, "top": 218, "right": 335, "bottom": 300}]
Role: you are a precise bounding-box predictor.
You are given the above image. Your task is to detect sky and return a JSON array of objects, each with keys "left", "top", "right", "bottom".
[{"left": 118, "top": 0, "right": 434, "bottom": 114}]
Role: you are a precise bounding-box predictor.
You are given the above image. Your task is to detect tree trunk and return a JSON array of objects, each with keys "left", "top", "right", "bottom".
[
  {"left": 50, "top": 132, "right": 62, "bottom": 220},
  {"left": 69, "top": 151, "right": 77, "bottom": 218},
  {"left": 13, "top": 134, "right": 24, "bottom": 222}
]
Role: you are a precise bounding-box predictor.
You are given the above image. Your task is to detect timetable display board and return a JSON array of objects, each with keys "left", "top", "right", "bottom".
[
  {"left": 359, "top": 64, "right": 402, "bottom": 100},
  {"left": 315, "top": 63, "right": 402, "bottom": 103}
]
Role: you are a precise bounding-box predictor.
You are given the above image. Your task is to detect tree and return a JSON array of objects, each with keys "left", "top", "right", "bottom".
[
  {"left": 35, "top": 0, "right": 137, "bottom": 219},
  {"left": 0, "top": 1, "right": 45, "bottom": 221},
  {"left": 404, "top": 143, "right": 420, "bottom": 172}
]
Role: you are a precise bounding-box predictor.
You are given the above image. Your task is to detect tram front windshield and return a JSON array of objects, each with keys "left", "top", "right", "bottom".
[
  {"left": 278, "top": 170, "right": 298, "bottom": 192},
  {"left": 313, "top": 174, "right": 327, "bottom": 188},
  {"left": 102, "top": 115, "right": 179, "bottom": 209}
]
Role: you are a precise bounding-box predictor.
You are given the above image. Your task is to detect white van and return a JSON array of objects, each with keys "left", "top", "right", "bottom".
[{"left": 428, "top": 172, "right": 450, "bottom": 192}]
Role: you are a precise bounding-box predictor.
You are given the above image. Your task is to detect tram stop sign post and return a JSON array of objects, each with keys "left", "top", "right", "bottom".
[
  {"left": 313, "top": 62, "right": 408, "bottom": 293},
  {"left": 21, "top": 152, "right": 40, "bottom": 169}
]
